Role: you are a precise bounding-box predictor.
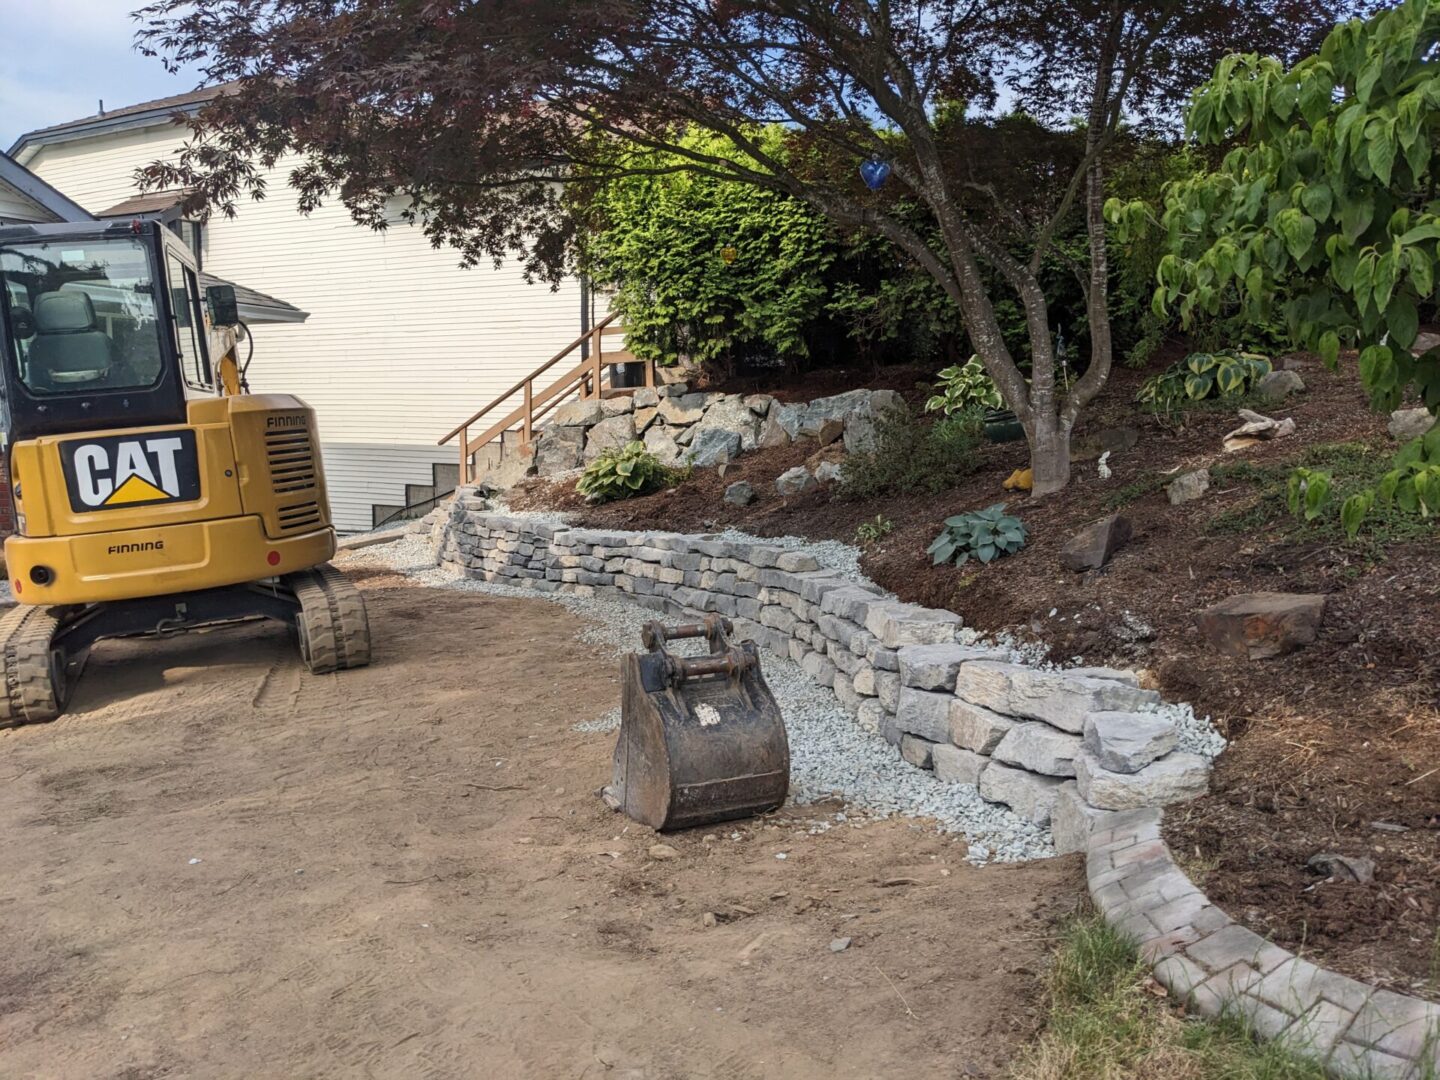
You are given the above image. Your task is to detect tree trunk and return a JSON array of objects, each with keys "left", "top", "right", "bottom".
[{"left": 1029, "top": 410, "right": 1072, "bottom": 496}]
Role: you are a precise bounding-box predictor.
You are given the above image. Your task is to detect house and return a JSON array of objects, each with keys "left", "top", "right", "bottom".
[{"left": 9, "top": 87, "right": 592, "bottom": 531}]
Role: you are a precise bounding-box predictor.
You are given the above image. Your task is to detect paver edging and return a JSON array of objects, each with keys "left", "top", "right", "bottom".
[{"left": 1084, "top": 807, "right": 1440, "bottom": 1078}]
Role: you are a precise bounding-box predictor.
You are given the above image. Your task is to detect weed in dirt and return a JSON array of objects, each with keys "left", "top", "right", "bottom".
[
  {"left": 1173, "top": 848, "right": 1221, "bottom": 890},
  {"left": 841, "top": 407, "right": 984, "bottom": 499},
  {"left": 1104, "top": 473, "right": 1170, "bottom": 510},
  {"left": 1012, "top": 913, "right": 1333, "bottom": 1080},
  {"left": 854, "top": 514, "right": 894, "bottom": 547}
]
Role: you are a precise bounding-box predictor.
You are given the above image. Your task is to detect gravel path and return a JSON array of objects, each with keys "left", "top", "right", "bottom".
[{"left": 343, "top": 533, "right": 1054, "bottom": 861}]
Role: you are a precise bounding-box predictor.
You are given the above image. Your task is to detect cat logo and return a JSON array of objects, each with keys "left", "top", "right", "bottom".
[{"left": 60, "top": 430, "right": 202, "bottom": 513}]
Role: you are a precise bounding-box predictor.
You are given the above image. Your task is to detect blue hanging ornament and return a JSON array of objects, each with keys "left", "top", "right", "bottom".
[{"left": 859, "top": 159, "right": 892, "bottom": 191}]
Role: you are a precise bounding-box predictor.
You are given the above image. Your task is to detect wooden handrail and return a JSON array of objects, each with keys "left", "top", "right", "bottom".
[{"left": 438, "top": 310, "right": 620, "bottom": 446}]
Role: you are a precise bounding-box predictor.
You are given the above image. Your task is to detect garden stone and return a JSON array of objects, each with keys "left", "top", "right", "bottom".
[
  {"left": 688, "top": 428, "right": 742, "bottom": 468},
  {"left": 776, "top": 466, "right": 818, "bottom": 498},
  {"left": 632, "top": 387, "right": 660, "bottom": 409},
  {"left": 600, "top": 395, "right": 635, "bottom": 417},
  {"left": 633, "top": 406, "right": 659, "bottom": 433},
  {"left": 643, "top": 426, "right": 686, "bottom": 467},
  {"left": 932, "top": 744, "right": 988, "bottom": 786},
  {"left": 1060, "top": 513, "right": 1132, "bottom": 572},
  {"left": 1083, "top": 712, "right": 1179, "bottom": 774},
  {"left": 948, "top": 698, "right": 1016, "bottom": 753},
  {"left": 992, "top": 722, "right": 1085, "bottom": 777},
  {"left": 815, "top": 460, "right": 844, "bottom": 484},
  {"left": 894, "top": 687, "right": 953, "bottom": 743},
  {"left": 978, "top": 761, "right": 1066, "bottom": 825},
  {"left": 795, "top": 390, "right": 871, "bottom": 438},
  {"left": 657, "top": 382, "right": 689, "bottom": 397},
  {"left": 743, "top": 394, "right": 775, "bottom": 415},
  {"left": 551, "top": 399, "right": 606, "bottom": 428},
  {"left": 898, "top": 643, "right": 996, "bottom": 691},
  {"left": 816, "top": 417, "right": 846, "bottom": 446},
  {"left": 674, "top": 424, "right": 696, "bottom": 446},
  {"left": 1196, "top": 591, "right": 1327, "bottom": 660},
  {"left": 1167, "top": 468, "right": 1211, "bottom": 505},
  {"left": 1257, "top": 369, "right": 1305, "bottom": 401},
  {"left": 955, "top": 661, "right": 1161, "bottom": 733},
  {"left": 472, "top": 447, "right": 536, "bottom": 489},
  {"left": 864, "top": 602, "right": 963, "bottom": 648},
  {"left": 1387, "top": 407, "right": 1434, "bottom": 440},
  {"left": 534, "top": 426, "right": 585, "bottom": 474},
  {"left": 1066, "top": 666, "right": 1141, "bottom": 685},
  {"left": 875, "top": 670, "right": 901, "bottom": 712},
  {"left": 657, "top": 392, "right": 710, "bottom": 425},
  {"left": 723, "top": 480, "right": 755, "bottom": 507},
  {"left": 583, "top": 414, "right": 637, "bottom": 461},
  {"left": 757, "top": 411, "right": 793, "bottom": 448},
  {"left": 1051, "top": 781, "right": 1115, "bottom": 856},
  {"left": 695, "top": 395, "right": 762, "bottom": 450},
  {"left": 900, "top": 734, "right": 936, "bottom": 769},
  {"left": 1075, "top": 750, "right": 1210, "bottom": 810},
  {"left": 857, "top": 699, "right": 887, "bottom": 733}
]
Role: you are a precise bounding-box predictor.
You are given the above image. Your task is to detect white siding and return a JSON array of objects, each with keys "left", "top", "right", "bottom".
[
  {"left": 24, "top": 126, "right": 589, "bottom": 531},
  {"left": 0, "top": 180, "right": 52, "bottom": 224}
]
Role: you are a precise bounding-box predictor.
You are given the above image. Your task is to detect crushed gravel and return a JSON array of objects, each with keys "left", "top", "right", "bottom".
[{"left": 342, "top": 532, "right": 1054, "bottom": 861}]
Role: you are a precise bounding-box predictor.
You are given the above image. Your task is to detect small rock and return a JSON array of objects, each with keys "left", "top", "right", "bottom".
[
  {"left": 1257, "top": 369, "right": 1305, "bottom": 401},
  {"left": 775, "top": 466, "right": 818, "bottom": 498},
  {"left": 1223, "top": 408, "right": 1295, "bottom": 451},
  {"left": 1196, "top": 591, "right": 1327, "bottom": 660},
  {"left": 649, "top": 843, "right": 681, "bottom": 860},
  {"left": 702, "top": 911, "right": 718, "bottom": 928},
  {"left": 1306, "top": 852, "right": 1376, "bottom": 883},
  {"left": 1387, "top": 406, "right": 1435, "bottom": 441},
  {"left": 815, "top": 460, "right": 844, "bottom": 484},
  {"left": 1411, "top": 331, "right": 1440, "bottom": 355},
  {"left": 1060, "top": 513, "right": 1132, "bottom": 572},
  {"left": 1167, "top": 468, "right": 1210, "bottom": 505},
  {"left": 723, "top": 480, "right": 755, "bottom": 507},
  {"left": 829, "top": 937, "right": 852, "bottom": 953}
]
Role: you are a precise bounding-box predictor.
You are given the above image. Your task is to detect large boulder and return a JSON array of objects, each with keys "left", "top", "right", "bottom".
[
  {"left": 978, "top": 761, "right": 1066, "bottom": 825},
  {"left": 656, "top": 392, "right": 710, "bottom": 425},
  {"left": 897, "top": 642, "right": 1003, "bottom": 691},
  {"left": 991, "top": 722, "right": 1085, "bottom": 777},
  {"left": 932, "top": 744, "right": 988, "bottom": 786},
  {"left": 1074, "top": 750, "right": 1210, "bottom": 811},
  {"left": 1060, "top": 513, "right": 1132, "bottom": 572},
  {"left": 583, "top": 414, "right": 637, "bottom": 461},
  {"left": 955, "top": 662, "right": 1161, "bottom": 733},
  {"left": 687, "top": 428, "right": 742, "bottom": 468},
  {"left": 757, "top": 410, "right": 793, "bottom": 448},
  {"left": 693, "top": 395, "right": 761, "bottom": 450},
  {"left": 864, "top": 602, "right": 962, "bottom": 648},
  {"left": 551, "top": 399, "right": 606, "bottom": 428},
  {"left": 643, "top": 426, "right": 686, "bottom": 467},
  {"left": 632, "top": 387, "right": 660, "bottom": 409},
  {"left": 894, "top": 687, "right": 953, "bottom": 743},
  {"left": 1051, "top": 781, "right": 1114, "bottom": 856},
  {"left": 794, "top": 389, "right": 872, "bottom": 438},
  {"left": 948, "top": 698, "right": 1016, "bottom": 753},
  {"left": 1082, "top": 712, "right": 1178, "bottom": 774},
  {"left": 1388, "top": 407, "right": 1435, "bottom": 441},
  {"left": 1257, "top": 369, "right": 1305, "bottom": 401},
  {"left": 1196, "top": 591, "right": 1327, "bottom": 660},
  {"left": 600, "top": 395, "right": 635, "bottom": 416},
  {"left": 775, "top": 465, "right": 818, "bottom": 497},
  {"left": 472, "top": 446, "right": 536, "bottom": 489},
  {"left": 534, "top": 426, "right": 585, "bottom": 474}
]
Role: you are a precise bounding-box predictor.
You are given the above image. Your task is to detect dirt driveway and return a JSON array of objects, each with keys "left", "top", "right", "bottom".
[{"left": 0, "top": 569, "right": 1079, "bottom": 1079}]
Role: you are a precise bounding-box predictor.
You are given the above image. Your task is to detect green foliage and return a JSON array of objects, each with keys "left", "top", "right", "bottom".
[
  {"left": 853, "top": 514, "right": 894, "bottom": 547},
  {"left": 578, "top": 128, "right": 835, "bottom": 373},
  {"left": 840, "top": 407, "right": 984, "bottom": 499},
  {"left": 1136, "top": 350, "right": 1272, "bottom": 410},
  {"left": 575, "top": 441, "right": 677, "bottom": 503},
  {"left": 926, "top": 503, "right": 1027, "bottom": 567},
  {"left": 1287, "top": 466, "right": 1333, "bottom": 520},
  {"left": 1103, "top": 473, "right": 1170, "bottom": 509},
  {"left": 924, "top": 355, "right": 1003, "bottom": 415},
  {"left": 1113, "top": 0, "right": 1440, "bottom": 534}
]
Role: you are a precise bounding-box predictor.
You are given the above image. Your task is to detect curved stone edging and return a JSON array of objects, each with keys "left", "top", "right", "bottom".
[{"left": 1085, "top": 808, "right": 1440, "bottom": 1079}]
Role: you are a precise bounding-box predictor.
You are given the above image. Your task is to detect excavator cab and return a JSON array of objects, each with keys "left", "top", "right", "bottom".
[{"left": 0, "top": 219, "right": 370, "bottom": 724}]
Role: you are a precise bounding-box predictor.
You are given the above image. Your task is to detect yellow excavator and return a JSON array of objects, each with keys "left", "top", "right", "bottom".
[{"left": 0, "top": 218, "right": 370, "bottom": 723}]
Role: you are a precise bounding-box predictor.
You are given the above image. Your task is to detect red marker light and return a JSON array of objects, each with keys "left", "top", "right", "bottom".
[
  {"left": 267, "top": 551, "right": 281, "bottom": 566},
  {"left": 12, "top": 579, "right": 20, "bottom": 594}
]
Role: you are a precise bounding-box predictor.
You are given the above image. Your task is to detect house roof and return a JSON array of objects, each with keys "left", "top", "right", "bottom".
[
  {"left": 200, "top": 271, "right": 310, "bottom": 326},
  {"left": 8, "top": 84, "right": 235, "bottom": 162},
  {"left": 0, "top": 150, "right": 95, "bottom": 223},
  {"left": 96, "top": 190, "right": 189, "bottom": 219}
]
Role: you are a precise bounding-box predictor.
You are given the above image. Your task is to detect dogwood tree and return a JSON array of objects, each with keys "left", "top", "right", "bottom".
[{"left": 137, "top": 0, "right": 1347, "bottom": 494}]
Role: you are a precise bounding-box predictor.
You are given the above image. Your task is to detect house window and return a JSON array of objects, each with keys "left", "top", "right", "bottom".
[{"left": 166, "top": 220, "right": 204, "bottom": 270}]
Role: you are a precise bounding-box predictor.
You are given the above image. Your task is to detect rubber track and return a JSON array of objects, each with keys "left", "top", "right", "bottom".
[
  {"left": 288, "top": 564, "right": 371, "bottom": 674},
  {"left": 0, "top": 605, "right": 64, "bottom": 725}
]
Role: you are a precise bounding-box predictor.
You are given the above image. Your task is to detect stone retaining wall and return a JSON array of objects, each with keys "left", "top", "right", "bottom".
[
  {"left": 1086, "top": 810, "right": 1439, "bottom": 1079},
  {"left": 436, "top": 494, "right": 1213, "bottom": 829}
]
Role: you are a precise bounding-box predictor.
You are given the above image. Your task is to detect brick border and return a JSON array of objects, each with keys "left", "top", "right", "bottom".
[{"left": 1086, "top": 808, "right": 1440, "bottom": 1079}]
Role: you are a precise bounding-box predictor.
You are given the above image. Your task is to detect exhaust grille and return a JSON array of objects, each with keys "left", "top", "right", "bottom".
[{"left": 264, "top": 429, "right": 321, "bottom": 532}]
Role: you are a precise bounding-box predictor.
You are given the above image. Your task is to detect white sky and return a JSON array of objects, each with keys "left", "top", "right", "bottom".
[{"left": 1, "top": 1, "right": 201, "bottom": 151}]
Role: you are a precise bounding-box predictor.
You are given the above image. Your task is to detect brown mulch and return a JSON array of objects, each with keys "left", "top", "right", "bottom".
[{"left": 509, "top": 356, "right": 1440, "bottom": 999}]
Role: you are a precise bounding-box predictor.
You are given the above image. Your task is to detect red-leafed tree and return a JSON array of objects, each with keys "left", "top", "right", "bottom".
[{"left": 137, "top": 0, "right": 1351, "bottom": 494}]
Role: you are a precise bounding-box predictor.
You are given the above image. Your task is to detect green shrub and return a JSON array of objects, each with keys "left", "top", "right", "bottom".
[
  {"left": 1137, "top": 350, "right": 1272, "bottom": 411},
  {"left": 840, "top": 407, "right": 984, "bottom": 499},
  {"left": 575, "top": 441, "right": 677, "bottom": 503},
  {"left": 927, "top": 503, "right": 1027, "bottom": 566},
  {"left": 854, "top": 514, "right": 893, "bottom": 546},
  {"left": 924, "top": 355, "right": 1003, "bottom": 415}
]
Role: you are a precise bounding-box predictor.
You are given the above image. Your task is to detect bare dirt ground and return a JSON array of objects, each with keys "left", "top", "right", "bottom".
[{"left": 0, "top": 569, "right": 1080, "bottom": 1080}]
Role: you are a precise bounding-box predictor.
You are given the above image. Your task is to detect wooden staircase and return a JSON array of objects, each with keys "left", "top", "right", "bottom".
[{"left": 438, "top": 312, "right": 655, "bottom": 485}]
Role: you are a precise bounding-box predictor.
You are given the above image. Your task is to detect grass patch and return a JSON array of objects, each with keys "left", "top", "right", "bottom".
[
  {"left": 1104, "top": 473, "right": 1170, "bottom": 510},
  {"left": 1012, "top": 913, "right": 1333, "bottom": 1080}
]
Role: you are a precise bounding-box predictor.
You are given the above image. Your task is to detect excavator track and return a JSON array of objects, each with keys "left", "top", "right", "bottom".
[
  {"left": 0, "top": 605, "right": 70, "bottom": 726},
  {"left": 286, "top": 563, "right": 372, "bottom": 675}
]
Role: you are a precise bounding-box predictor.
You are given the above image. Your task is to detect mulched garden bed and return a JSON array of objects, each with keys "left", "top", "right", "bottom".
[{"left": 508, "top": 355, "right": 1440, "bottom": 999}]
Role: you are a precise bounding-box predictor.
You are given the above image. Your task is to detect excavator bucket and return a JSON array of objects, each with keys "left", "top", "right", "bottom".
[{"left": 603, "top": 615, "right": 789, "bottom": 831}]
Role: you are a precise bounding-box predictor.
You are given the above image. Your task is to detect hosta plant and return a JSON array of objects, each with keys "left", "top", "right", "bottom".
[
  {"left": 576, "top": 441, "right": 676, "bottom": 502},
  {"left": 1137, "top": 350, "right": 1272, "bottom": 409},
  {"left": 927, "top": 503, "right": 1027, "bottom": 567},
  {"left": 925, "top": 355, "right": 1003, "bottom": 415}
]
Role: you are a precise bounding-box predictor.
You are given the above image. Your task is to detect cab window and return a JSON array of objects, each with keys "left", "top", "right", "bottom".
[{"left": 167, "top": 253, "right": 212, "bottom": 391}]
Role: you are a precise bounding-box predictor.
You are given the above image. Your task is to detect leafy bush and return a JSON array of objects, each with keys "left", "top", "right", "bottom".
[
  {"left": 924, "top": 355, "right": 1003, "bottom": 415},
  {"left": 1136, "top": 350, "right": 1271, "bottom": 410},
  {"left": 575, "top": 441, "right": 677, "bottom": 503},
  {"left": 927, "top": 504, "right": 1027, "bottom": 567},
  {"left": 840, "top": 406, "right": 984, "bottom": 499},
  {"left": 854, "top": 514, "right": 894, "bottom": 546}
]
